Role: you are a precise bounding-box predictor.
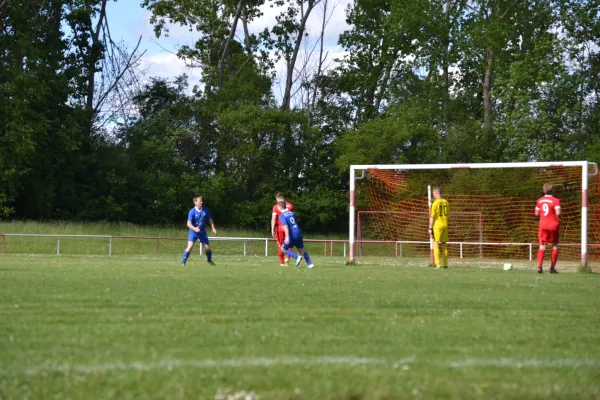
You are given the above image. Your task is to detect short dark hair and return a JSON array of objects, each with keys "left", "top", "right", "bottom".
[
  {"left": 433, "top": 186, "right": 442, "bottom": 194},
  {"left": 276, "top": 193, "right": 285, "bottom": 201},
  {"left": 543, "top": 183, "right": 553, "bottom": 195}
]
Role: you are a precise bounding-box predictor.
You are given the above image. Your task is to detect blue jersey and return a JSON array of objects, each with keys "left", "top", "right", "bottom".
[
  {"left": 187, "top": 207, "right": 212, "bottom": 233},
  {"left": 279, "top": 210, "right": 302, "bottom": 239}
]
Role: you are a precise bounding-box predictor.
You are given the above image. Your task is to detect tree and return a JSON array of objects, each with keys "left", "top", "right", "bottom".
[
  {"left": 0, "top": 0, "right": 80, "bottom": 217},
  {"left": 336, "top": 99, "right": 439, "bottom": 170},
  {"left": 143, "top": 0, "right": 271, "bottom": 96}
]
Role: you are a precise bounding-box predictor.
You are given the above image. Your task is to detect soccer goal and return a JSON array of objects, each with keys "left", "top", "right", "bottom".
[{"left": 349, "top": 161, "right": 599, "bottom": 268}]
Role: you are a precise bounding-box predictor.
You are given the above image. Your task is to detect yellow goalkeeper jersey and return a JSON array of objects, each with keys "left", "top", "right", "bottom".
[{"left": 431, "top": 198, "right": 450, "bottom": 228}]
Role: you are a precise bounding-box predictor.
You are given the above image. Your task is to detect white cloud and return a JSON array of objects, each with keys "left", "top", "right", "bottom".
[
  {"left": 305, "top": 0, "right": 352, "bottom": 39},
  {"left": 138, "top": 52, "right": 203, "bottom": 91},
  {"left": 136, "top": 10, "right": 203, "bottom": 43},
  {"left": 244, "top": 1, "right": 282, "bottom": 35},
  {"left": 243, "top": 0, "right": 351, "bottom": 43}
]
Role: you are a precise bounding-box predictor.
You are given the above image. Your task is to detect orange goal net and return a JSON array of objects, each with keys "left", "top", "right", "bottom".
[{"left": 349, "top": 162, "right": 599, "bottom": 266}]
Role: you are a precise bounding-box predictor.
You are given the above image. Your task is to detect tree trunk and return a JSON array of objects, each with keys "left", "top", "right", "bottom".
[
  {"left": 218, "top": 0, "right": 244, "bottom": 87},
  {"left": 442, "top": 0, "right": 451, "bottom": 128},
  {"left": 374, "top": 50, "right": 397, "bottom": 114},
  {"left": 281, "top": 0, "right": 317, "bottom": 110},
  {"left": 241, "top": 7, "right": 252, "bottom": 56},
  {"left": 483, "top": 46, "right": 494, "bottom": 131},
  {"left": 310, "top": 0, "right": 328, "bottom": 114},
  {"left": 86, "top": 0, "right": 107, "bottom": 113}
]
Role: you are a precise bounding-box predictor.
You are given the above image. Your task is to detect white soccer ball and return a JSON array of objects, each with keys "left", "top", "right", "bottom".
[{"left": 503, "top": 263, "right": 513, "bottom": 271}]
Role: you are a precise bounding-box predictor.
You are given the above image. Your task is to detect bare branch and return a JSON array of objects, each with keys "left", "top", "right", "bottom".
[
  {"left": 94, "top": 36, "right": 146, "bottom": 116},
  {"left": 218, "top": 0, "right": 244, "bottom": 87},
  {"left": 241, "top": 6, "right": 252, "bottom": 56},
  {"left": 282, "top": 0, "right": 322, "bottom": 109},
  {"left": 87, "top": 0, "right": 108, "bottom": 110}
]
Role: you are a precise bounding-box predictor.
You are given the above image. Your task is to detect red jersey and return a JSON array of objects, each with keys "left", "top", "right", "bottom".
[
  {"left": 535, "top": 195, "right": 560, "bottom": 230},
  {"left": 272, "top": 202, "right": 294, "bottom": 232}
]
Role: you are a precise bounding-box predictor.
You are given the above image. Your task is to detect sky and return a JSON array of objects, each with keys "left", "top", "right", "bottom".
[{"left": 105, "top": 0, "right": 353, "bottom": 95}]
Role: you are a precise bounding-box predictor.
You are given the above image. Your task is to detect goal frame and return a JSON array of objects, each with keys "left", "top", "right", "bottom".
[{"left": 349, "top": 161, "right": 598, "bottom": 267}]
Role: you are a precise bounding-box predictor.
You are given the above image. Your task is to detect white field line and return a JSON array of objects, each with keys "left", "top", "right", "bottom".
[
  {"left": 448, "top": 358, "right": 600, "bottom": 368},
  {"left": 16, "top": 356, "right": 406, "bottom": 375},
  {"left": 2, "top": 356, "right": 599, "bottom": 376}
]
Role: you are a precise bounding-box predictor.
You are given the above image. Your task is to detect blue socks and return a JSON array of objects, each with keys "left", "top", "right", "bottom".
[
  {"left": 181, "top": 250, "right": 190, "bottom": 265},
  {"left": 284, "top": 250, "right": 298, "bottom": 259},
  {"left": 303, "top": 252, "right": 312, "bottom": 265},
  {"left": 182, "top": 249, "right": 213, "bottom": 264},
  {"left": 284, "top": 250, "right": 311, "bottom": 265}
]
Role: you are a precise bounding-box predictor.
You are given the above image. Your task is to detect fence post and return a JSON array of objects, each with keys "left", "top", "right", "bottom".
[
  {"left": 1, "top": 234, "right": 4, "bottom": 255},
  {"left": 57, "top": 236, "right": 60, "bottom": 255},
  {"left": 265, "top": 239, "right": 268, "bottom": 256},
  {"left": 244, "top": 241, "right": 247, "bottom": 256},
  {"left": 109, "top": 237, "right": 112, "bottom": 256}
]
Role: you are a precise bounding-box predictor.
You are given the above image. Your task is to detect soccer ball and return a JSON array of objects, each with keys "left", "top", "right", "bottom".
[{"left": 503, "top": 263, "right": 513, "bottom": 271}]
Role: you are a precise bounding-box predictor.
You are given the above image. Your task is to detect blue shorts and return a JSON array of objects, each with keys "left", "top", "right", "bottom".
[
  {"left": 282, "top": 235, "right": 304, "bottom": 250},
  {"left": 188, "top": 229, "right": 209, "bottom": 245}
]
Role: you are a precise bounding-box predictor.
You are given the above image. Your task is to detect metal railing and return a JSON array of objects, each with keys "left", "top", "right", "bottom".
[
  {"left": 0, "top": 233, "right": 348, "bottom": 257},
  {"left": 1, "top": 233, "right": 596, "bottom": 260}
]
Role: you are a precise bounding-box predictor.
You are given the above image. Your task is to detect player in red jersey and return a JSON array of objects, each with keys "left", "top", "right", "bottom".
[
  {"left": 271, "top": 193, "right": 294, "bottom": 266},
  {"left": 535, "top": 183, "right": 561, "bottom": 274}
]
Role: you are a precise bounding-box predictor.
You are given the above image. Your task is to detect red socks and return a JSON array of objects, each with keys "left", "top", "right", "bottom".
[
  {"left": 538, "top": 248, "right": 559, "bottom": 269},
  {"left": 551, "top": 248, "right": 558, "bottom": 268},
  {"left": 537, "top": 249, "right": 545, "bottom": 267}
]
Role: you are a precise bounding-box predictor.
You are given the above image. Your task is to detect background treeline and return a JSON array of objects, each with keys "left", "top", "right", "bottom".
[{"left": 1, "top": 0, "right": 598, "bottom": 233}]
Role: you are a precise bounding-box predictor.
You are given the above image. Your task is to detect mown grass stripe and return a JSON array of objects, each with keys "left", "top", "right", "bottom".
[{"left": 4, "top": 356, "right": 598, "bottom": 376}]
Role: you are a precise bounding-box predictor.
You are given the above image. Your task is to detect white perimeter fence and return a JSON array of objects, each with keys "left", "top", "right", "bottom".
[
  {"left": 0, "top": 234, "right": 346, "bottom": 257},
  {"left": 3, "top": 233, "right": 598, "bottom": 261}
]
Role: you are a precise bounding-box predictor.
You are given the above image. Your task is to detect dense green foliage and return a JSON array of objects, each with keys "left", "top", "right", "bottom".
[
  {"left": 1, "top": 0, "right": 598, "bottom": 233},
  {"left": 1, "top": 256, "right": 600, "bottom": 398}
]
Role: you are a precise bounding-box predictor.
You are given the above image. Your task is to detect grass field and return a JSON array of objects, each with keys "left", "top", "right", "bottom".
[{"left": 1, "top": 254, "right": 600, "bottom": 399}]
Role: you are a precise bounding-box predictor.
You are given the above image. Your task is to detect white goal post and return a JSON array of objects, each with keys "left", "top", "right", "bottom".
[{"left": 349, "top": 161, "right": 598, "bottom": 267}]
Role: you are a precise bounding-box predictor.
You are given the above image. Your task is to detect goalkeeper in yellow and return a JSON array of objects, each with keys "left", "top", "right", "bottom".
[{"left": 429, "top": 186, "right": 450, "bottom": 269}]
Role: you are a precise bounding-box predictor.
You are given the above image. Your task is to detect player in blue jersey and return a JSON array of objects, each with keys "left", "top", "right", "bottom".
[
  {"left": 278, "top": 201, "right": 314, "bottom": 269},
  {"left": 181, "top": 196, "right": 217, "bottom": 266}
]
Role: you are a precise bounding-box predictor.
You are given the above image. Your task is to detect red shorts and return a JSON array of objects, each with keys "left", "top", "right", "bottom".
[
  {"left": 276, "top": 229, "right": 286, "bottom": 246},
  {"left": 538, "top": 229, "right": 559, "bottom": 245}
]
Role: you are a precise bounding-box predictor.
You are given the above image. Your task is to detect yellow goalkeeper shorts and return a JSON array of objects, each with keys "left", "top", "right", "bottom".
[{"left": 433, "top": 226, "right": 448, "bottom": 242}]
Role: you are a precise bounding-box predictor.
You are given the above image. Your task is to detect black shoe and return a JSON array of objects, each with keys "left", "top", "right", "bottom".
[
  {"left": 208, "top": 260, "right": 216, "bottom": 266},
  {"left": 537, "top": 267, "right": 543, "bottom": 274},
  {"left": 549, "top": 268, "right": 559, "bottom": 274},
  {"left": 442, "top": 266, "right": 448, "bottom": 269}
]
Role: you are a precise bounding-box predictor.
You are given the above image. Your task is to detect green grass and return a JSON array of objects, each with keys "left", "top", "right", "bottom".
[
  {"left": 0, "top": 220, "right": 264, "bottom": 236},
  {"left": 1, "top": 255, "right": 600, "bottom": 399},
  {"left": 0, "top": 221, "right": 345, "bottom": 240}
]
